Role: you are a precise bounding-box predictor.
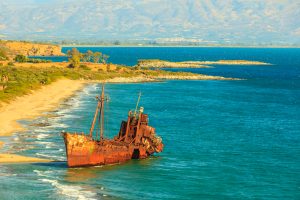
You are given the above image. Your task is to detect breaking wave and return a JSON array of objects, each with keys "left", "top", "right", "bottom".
[
  {"left": 35, "top": 153, "right": 65, "bottom": 161},
  {"left": 34, "top": 170, "right": 98, "bottom": 200}
]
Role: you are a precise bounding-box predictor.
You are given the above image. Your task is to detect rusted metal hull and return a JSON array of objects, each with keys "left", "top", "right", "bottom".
[{"left": 63, "top": 131, "right": 163, "bottom": 167}]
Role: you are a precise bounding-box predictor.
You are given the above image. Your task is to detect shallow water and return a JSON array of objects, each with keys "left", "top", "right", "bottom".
[{"left": 1, "top": 47, "right": 300, "bottom": 199}]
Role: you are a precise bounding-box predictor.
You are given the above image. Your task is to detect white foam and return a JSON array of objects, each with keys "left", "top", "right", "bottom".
[
  {"left": 35, "top": 141, "right": 56, "bottom": 149},
  {"left": 36, "top": 133, "right": 50, "bottom": 140},
  {"left": 33, "top": 170, "right": 53, "bottom": 178},
  {"left": 39, "top": 178, "right": 97, "bottom": 200},
  {"left": 36, "top": 153, "right": 65, "bottom": 161},
  {"left": 32, "top": 127, "right": 52, "bottom": 133},
  {"left": 49, "top": 123, "right": 70, "bottom": 129}
]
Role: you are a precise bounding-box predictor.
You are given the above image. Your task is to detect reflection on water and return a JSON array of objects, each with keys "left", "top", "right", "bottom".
[
  {"left": 65, "top": 167, "right": 101, "bottom": 182},
  {"left": 64, "top": 156, "right": 162, "bottom": 183}
]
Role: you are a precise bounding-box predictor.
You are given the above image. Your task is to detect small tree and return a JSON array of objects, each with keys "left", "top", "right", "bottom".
[
  {"left": 30, "top": 47, "right": 39, "bottom": 56},
  {"left": 93, "top": 52, "right": 102, "bottom": 63},
  {"left": 82, "top": 50, "right": 93, "bottom": 62},
  {"left": 102, "top": 54, "right": 109, "bottom": 64},
  {"left": 86, "top": 50, "right": 93, "bottom": 62},
  {"left": 67, "top": 48, "right": 81, "bottom": 68}
]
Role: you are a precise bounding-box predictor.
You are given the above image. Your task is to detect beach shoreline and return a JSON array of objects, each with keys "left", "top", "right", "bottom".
[
  {"left": 0, "top": 79, "right": 86, "bottom": 137},
  {"left": 0, "top": 74, "right": 240, "bottom": 163},
  {"left": 0, "top": 79, "right": 86, "bottom": 164}
]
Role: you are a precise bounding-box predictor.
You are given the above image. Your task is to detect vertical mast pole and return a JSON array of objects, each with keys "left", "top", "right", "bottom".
[
  {"left": 89, "top": 100, "right": 100, "bottom": 137},
  {"left": 100, "top": 84, "right": 105, "bottom": 141},
  {"left": 134, "top": 92, "right": 142, "bottom": 117}
]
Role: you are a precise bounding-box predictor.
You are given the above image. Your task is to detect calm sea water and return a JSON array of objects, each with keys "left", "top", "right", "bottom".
[{"left": 1, "top": 47, "right": 300, "bottom": 199}]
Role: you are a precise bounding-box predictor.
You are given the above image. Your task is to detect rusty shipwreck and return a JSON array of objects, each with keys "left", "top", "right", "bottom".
[{"left": 62, "top": 85, "right": 164, "bottom": 167}]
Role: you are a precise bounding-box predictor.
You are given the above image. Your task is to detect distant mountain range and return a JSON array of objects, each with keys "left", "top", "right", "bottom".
[{"left": 0, "top": 0, "right": 299, "bottom": 45}]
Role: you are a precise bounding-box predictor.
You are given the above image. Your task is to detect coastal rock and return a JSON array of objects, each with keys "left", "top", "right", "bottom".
[
  {"left": 150, "top": 74, "right": 241, "bottom": 81},
  {"left": 137, "top": 59, "right": 270, "bottom": 68},
  {"left": 137, "top": 59, "right": 211, "bottom": 68},
  {"left": 0, "top": 41, "right": 64, "bottom": 57}
]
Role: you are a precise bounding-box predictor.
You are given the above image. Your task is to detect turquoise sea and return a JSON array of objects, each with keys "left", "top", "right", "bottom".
[{"left": 1, "top": 47, "right": 300, "bottom": 199}]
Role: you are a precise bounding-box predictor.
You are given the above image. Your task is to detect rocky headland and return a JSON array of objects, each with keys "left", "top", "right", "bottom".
[
  {"left": 0, "top": 40, "right": 64, "bottom": 57},
  {"left": 137, "top": 59, "right": 271, "bottom": 68}
]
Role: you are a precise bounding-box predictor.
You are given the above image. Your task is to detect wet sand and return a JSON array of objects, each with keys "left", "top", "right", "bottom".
[{"left": 0, "top": 154, "right": 52, "bottom": 163}]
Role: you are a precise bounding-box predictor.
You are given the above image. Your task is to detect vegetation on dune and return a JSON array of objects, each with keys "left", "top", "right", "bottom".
[
  {"left": 14, "top": 54, "right": 52, "bottom": 63},
  {"left": 0, "top": 66, "right": 124, "bottom": 102},
  {"left": 0, "top": 64, "right": 196, "bottom": 103},
  {"left": 14, "top": 55, "right": 27, "bottom": 63}
]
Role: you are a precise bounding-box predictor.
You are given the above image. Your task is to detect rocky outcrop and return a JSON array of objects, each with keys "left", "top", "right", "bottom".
[
  {"left": 183, "top": 60, "right": 271, "bottom": 65},
  {"left": 0, "top": 41, "right": 64, "bottom": 56},
  {"left": 137, "top": 59, "right": 211, "bottom": 68},
  {"left": 137, "top": 59, "right": 270, "bottom": 68},
  {"left": 147, "top": 74, "right": 241, "bottom": 81}
]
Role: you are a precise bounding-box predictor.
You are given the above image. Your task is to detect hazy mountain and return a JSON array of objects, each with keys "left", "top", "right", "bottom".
[{"left": 0, "top": 0, "right": 299, "bottom": 45}]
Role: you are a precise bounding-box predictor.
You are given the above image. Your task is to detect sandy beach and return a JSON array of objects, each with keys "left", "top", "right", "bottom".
[
  {"left": 0, "top": 154, "right": 52, "bottom": 163},
  {"left": 0, "top": 79, "right": 86, "bottom": 163},
  {"left": 0, "top": 79, "right": 86, "bottom": 137}
]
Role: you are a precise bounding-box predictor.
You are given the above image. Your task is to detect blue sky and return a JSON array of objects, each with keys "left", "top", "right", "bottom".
[{"left": 0, "top": 0, "right": 299, "bottom": 45}]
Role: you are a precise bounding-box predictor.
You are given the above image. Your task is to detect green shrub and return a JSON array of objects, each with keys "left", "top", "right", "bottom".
[
  {"left": 14, "top": 55, "right": 28, "bottom": 63},
  {"left": 67, "top": 63, "right": 75, "bottom": 68},
  {"left": 27, "top": 58, "right": 52, "bottom": 63},
  {"left": 67, "top": 48, "right": 81, "bottom": 68}
]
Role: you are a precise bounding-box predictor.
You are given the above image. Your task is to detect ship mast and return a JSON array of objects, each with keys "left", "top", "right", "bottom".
[
  {"left": 134, "top": 91, "right": 142, "bottom": 117},
  {"left": 89, "top": 84, "right": 106, "bottom": 141},
  {"left": 99, "top": 84, "right": 105, "bottom": 141}
]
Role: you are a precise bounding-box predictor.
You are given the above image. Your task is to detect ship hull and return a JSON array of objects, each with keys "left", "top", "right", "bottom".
[{"left": 63, "top": 132, "right": 152, "bottom": 167}]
